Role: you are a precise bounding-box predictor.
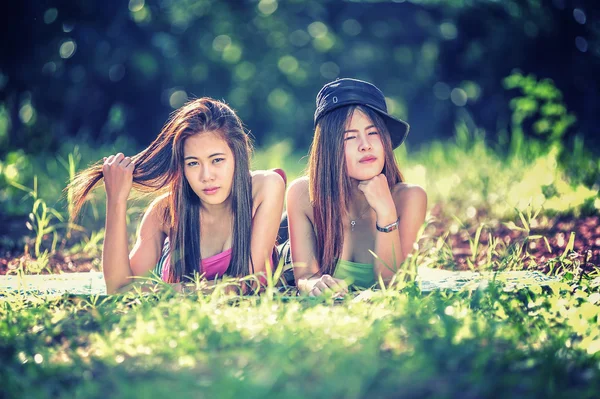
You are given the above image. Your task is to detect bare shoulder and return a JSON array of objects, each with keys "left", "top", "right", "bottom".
[
  {"left": 144, "top": 193, "right": 170, "bottom": 233},
  {"left": 287, "top": 176, "right": 309, "bottom": 202},
  {"left": 251, "top": 169, "right": 285, "bottom": 201},
  {"left": 392, "top": 183, "right": 427, "bottom": 209},
  {"left": 286, "top": 176, "right": 312, "bottom": 215}
]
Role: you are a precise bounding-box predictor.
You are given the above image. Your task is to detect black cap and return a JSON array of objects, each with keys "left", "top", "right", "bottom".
[{"left": 314, "top": 78, "right": 410, "bottom": 149}]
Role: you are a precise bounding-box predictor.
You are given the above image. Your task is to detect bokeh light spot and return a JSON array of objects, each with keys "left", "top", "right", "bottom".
[
  {"left": 320, "top": 61, "right": 339, "bottom": 79},
  {"left": 42, "top": 62, "right": 57, "bottom": 76},
  {"left": 433, "top": 82, "right": 451, "bottom": 100},
  {"left": 289, "top": 30, "right": 310, "bottom": 47},
  {"left": 234, "top": 61, "right": 256, "bottom": 81},
  {"left": 440, "top": 22, "right": 457, "bottom": 40},
  {"left": 222, "top": 44, "right": 242, "bottom": 64},
  {"left": 59, "top": 40, "right": 77, "bottom": 59},
  {"left": 109, "top": 64, "right": 126, "bottom": 82},
  {"left": 575, "top": 36, "right": 588, "bottom": 52},
  {"left": 268, "top": 88, "right": 290, "bottom": 110},
  {"left": 257, "top": 0, "right": 278, "bottom": 16},
  {"left": 169, "top": 90, "right": 188, "bottom": 109},
  {"left": 342, "top": 19, "right": 362, "bottom": 36},
  {"left": 19, "top": 103, "right": 36, "bottom": 126},
  {"left": 191, "top": 63, "right": 208, "bottom": 81},
  {"left": 573, "top": 8, "right": 586, "bottom": 24},
  {"left": 313, "top": 34, "right": 335, "bottom": 52},
  {"left": 450, "top": 88, "right": 468, "bottom": 106},
  {"left": 44, "top": 8, "right": 58, "bottom": 24},
  {"left": 308, "top": 21, "right": 328, "bottom": 39},
  {"left": 129, "top": 0, "right": 145, "bottom": 12},
  {"left": 278, "top": 56, "right": 299, "bottom": 75},
  {"left": 212, "top": 35, "right": 231, "bottom": 52}
]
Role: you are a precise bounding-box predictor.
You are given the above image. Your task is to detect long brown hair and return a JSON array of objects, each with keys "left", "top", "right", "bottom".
[
  {"left": 308, "top": 105, "right": 403, "bottom": 276},
  {"left": 68, "top": 98, "right": 254, "bottom": 282}
]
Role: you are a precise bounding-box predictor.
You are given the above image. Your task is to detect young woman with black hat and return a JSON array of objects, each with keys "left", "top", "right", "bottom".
[
  {"left": 285, "top": 78, "right": 427, "bottom": 296},
  {"left": 69, "top": 98, "right": 285, "bottom": 294}
]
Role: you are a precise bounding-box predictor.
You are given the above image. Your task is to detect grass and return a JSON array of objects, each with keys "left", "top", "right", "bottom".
[
  {"left": 1, "top": 106, "right": 599, "bottom": 397},
  {"left": 1, "top": 273, "right": 599, "bottom": 398}
]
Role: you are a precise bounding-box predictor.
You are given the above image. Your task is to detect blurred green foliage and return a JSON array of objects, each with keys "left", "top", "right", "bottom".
[{"left": 0, "top": 0, "right": 598, "bottom": 157}]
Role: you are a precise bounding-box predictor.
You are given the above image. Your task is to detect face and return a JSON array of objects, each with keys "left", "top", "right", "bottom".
[
  {"left": 343, "top": 109, "right": 385, "bottom": 181},
  {"left": 183, "top": 132, "right": 235, "bottom": 206}
]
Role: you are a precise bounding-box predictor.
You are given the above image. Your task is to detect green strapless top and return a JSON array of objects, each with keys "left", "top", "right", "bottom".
[{"left": 333, "top": 259, "right": 376, "bottom": 289}]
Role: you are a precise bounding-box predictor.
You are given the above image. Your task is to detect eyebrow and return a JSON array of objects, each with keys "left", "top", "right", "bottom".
[
  {"left": 344, "top": 125, "right": 376, "bottom": 133},
  {"left": 183, "top": 152, "right": 226, "bottom": 160}
]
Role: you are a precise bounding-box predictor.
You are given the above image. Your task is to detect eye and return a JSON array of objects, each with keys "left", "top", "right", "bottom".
[
  {"left": 344, "top": 135, "right": 356, "bottom": 141},
  {"left": 186, "top": 161, "right": 198, "bottom": 167},
  {"left": 368, "top": 130, "right": 379, "bottom": 135},
  {"left": 212, "top": 157, "right": 225, "bottom": 164}
]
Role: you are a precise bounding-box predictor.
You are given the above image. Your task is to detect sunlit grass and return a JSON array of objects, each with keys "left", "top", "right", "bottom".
[
  {"left": 1, "top": 270, "right": 599, "bottom": 397},
  {"left": 1, "top": 108, "right": 599, "bottom": 396}
]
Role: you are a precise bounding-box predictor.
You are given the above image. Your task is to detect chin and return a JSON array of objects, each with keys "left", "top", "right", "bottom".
[
  {"left": 200, "top": 195, "right": 228, "bottom": 205},
  {"left": 349, "top": 165, "right": 384, "bottom": 181}
]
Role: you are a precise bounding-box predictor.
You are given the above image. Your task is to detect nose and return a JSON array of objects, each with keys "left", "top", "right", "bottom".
[
  {"left": 358, "top": 134, "right": 372, "bottom": 152},
  {"left": 200, "top": 165, "right": 214, "bottom": 182}
]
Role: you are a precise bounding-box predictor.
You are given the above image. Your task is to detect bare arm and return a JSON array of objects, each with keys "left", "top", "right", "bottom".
[
  {"left": 249, "top": 171, "right": 285, "bottom": 278},
  {"left": 101, "top": 153, "right": 166, "bottom": 293},
  {"left": 373, "top": 184, "right": 427, "bottom": 280},
  {"left": 287, "top": 178, "right": 347, "bottom": 296}
]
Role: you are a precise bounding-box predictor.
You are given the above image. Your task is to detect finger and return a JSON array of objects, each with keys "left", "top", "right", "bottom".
[
  {"left": 105, "top": 155, "right": 115, "bottom": 164},
  {"left": 119, "top": 156, "right": 132, "bottom": 167},
  {"left": 323, "top": 275, "right": 345, "bottom": 291},
  {"left": 126, "top": 161, "right": 135, "bottom": 172},
  {"left": 311, "top": 287, "right": 322, "bottom": 296},
  {"left": 110, "top": 153, "right": 124, "bottom": 165},
  {"left": 315, "top": 281, "right": 330, "bottom": 293},
  {"left": 334, "top": 278, "right": 349, "bottom": 293}
]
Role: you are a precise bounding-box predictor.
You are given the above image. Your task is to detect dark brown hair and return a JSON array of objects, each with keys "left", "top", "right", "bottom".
[
  {"left": 308, "top": 105, "right": 403, "bottom": 276},
  {"left": 68, "top": 98, "right": 254, "bottom": 282}
]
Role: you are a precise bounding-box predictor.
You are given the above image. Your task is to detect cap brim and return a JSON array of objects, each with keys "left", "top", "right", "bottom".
[{"left": 363, "top": 104, "right": 410, "bottom": 149}]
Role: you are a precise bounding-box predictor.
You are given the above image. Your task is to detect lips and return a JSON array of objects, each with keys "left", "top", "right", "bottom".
[
  {"left": 359, "top": 155, "right": 377, "bottom": 163},
  {"left": 203, "top": 187, "right": 219, "bottom": 195}
]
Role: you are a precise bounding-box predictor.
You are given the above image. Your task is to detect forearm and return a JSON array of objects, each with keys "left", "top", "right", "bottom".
[
  {"left": 102, "top": 200, "right": 134, "bottom": 293},
  {"left": 373, "top": 212, "right": 403, "bottom": 281}
]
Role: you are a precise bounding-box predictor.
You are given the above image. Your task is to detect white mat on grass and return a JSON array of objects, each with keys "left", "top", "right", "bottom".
[
  {"left": 0, "top": 267, "right": 561, "bottom": 297},
  {"left": 416, "top": 267, "right": 561, "bottom": 292},
  {"left": 0, "top": 272, "right": 108, "bottom": 296}
]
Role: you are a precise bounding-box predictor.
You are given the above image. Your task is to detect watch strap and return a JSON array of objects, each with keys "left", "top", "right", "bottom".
[{"left": 376, "top": 217, "right": 400, "bottom": 233}]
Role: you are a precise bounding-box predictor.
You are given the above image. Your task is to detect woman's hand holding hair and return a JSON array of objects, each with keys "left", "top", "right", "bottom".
[
  {"left": 357, "top": 174, "right": 398, "bottom": 226},
  {"left": 101, "top": 152, "right": 137, "bottom": 294},
  {"left": 102, "top": 153, "right": 135, "bottom": 204}
]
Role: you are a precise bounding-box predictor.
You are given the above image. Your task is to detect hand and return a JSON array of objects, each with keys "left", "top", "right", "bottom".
[
  {"left": 102, "top": 153, "right": 135, "bottom": 204},
  {"left": 308, "top": 274, "right": 348, "bottom": 297},
  {"left": 357, "top": 174, "right": 397, "bottom": 223}
]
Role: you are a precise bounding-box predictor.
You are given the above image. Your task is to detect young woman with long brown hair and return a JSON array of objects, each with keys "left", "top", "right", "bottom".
[
  {"left": 69, "top": 98, "right": 285, "bottom": 294},
  {"left": 286, "top": 78, "right": 427, "bottom": 296}
]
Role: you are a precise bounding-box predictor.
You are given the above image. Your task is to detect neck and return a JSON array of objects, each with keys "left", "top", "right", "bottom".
[
  {"left": 200, "top": 197, "right": 233, "bottom": 221},
  {"left": 347, "top": 180, "right": 370, "bottom": 218}
]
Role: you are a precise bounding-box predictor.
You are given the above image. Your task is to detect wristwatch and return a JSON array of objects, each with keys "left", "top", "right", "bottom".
[{"left": 376, "top": 217, "right": 400, "bottom": 233}]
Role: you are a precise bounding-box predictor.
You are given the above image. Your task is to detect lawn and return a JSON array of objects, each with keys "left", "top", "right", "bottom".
[{"left": 1, "top": 108, "right": 600, "bottom": 398}]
